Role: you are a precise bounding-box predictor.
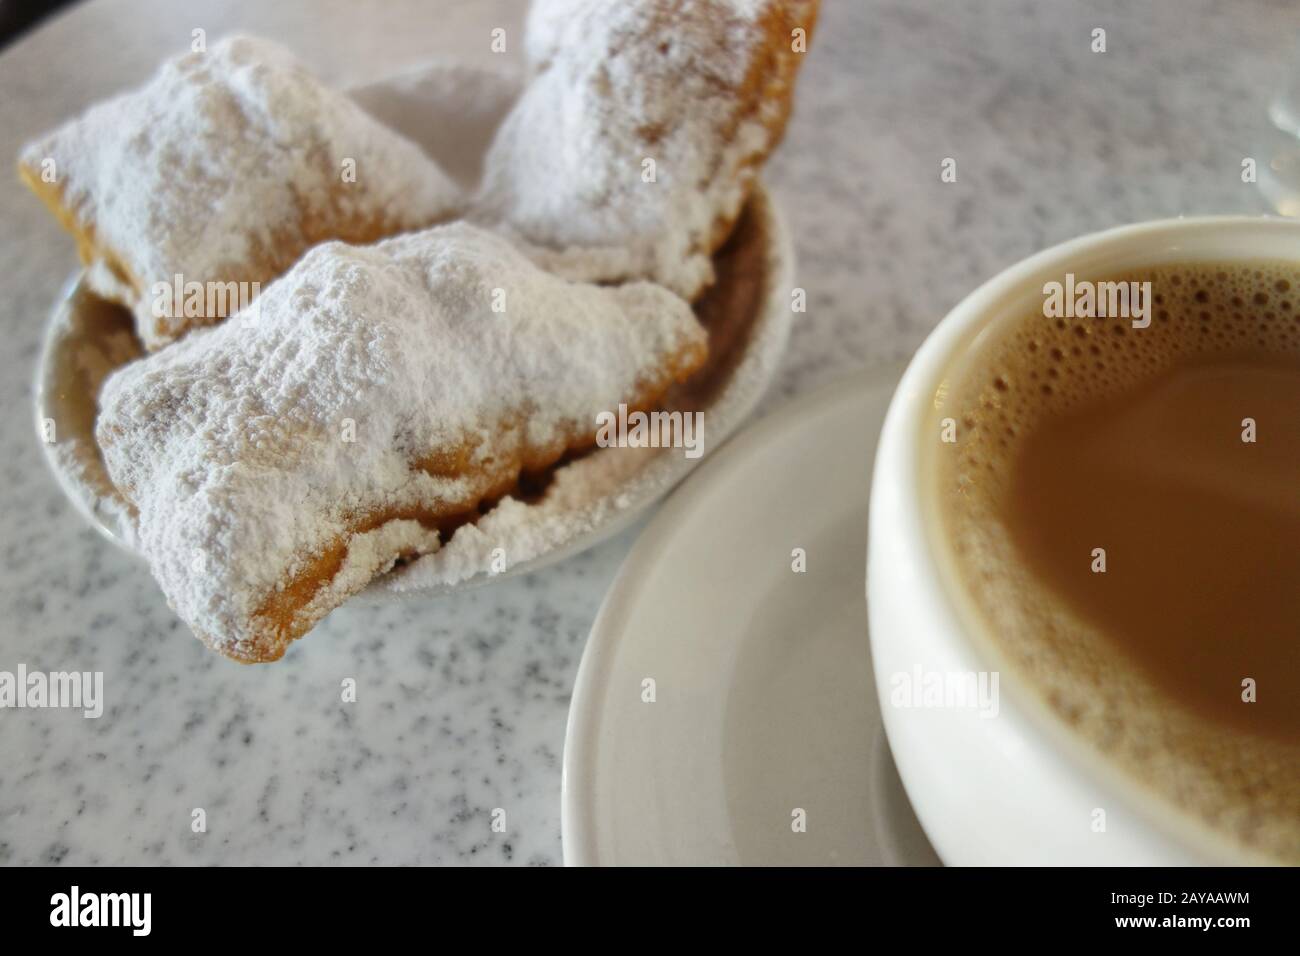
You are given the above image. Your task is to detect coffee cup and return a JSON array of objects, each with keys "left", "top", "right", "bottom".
[{"left": 867, "top": 216, "right": 1299, "bottom": 865}]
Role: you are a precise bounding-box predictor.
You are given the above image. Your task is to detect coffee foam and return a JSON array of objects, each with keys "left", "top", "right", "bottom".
[{"left": 931, "top": 259, "right": 1300, "bottom": 862}]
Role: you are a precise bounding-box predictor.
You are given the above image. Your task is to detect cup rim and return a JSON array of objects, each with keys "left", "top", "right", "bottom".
[{"left": 880, "top": 213, "right": 1300, "bottom": 864}]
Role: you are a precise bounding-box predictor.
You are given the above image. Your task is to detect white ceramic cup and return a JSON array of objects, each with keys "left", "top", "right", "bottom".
[{"left": 866, "top": 215, "right": 1295, "bottom": 866}]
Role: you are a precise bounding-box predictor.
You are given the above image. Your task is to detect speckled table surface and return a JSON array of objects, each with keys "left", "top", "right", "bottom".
[{"left": 0, "top": 0, "right": 1291, "bottom": 865}]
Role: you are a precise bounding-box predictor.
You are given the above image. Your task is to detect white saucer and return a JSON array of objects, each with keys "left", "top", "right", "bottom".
[
  {"left": 33, "top": 58, "right": 794, "bottom": 601},
  {"left": 561, "top": 366, "right": 941, "bottom": 866}
]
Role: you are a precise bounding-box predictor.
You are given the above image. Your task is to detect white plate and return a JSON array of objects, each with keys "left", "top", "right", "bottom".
[
  {"left": 33, "top": 58, "right": 794, "bottom": 601},
  {"left": 562, "top": 367, "right": 941, "bottom": 866}
]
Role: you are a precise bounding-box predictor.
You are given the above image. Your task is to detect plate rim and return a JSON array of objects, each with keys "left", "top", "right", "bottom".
[{"left": 560, "top": 364, "right": 906, "bottom": 866}]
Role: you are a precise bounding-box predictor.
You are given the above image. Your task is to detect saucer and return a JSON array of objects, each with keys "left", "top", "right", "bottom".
[{"left": 562, "top": 366, "right": 941, "bottom": 865}]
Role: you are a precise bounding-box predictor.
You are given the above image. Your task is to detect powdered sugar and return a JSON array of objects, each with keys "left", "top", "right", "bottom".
[
  {"left": 474, "top": 0, "right": 809, "bottom": 301},
  {"left": 96, "top": 223, "right": 705, "bottom": 659},
  {"left": 34, "top": 52, "right": 795, "bottom": 649},
  {"left": 20, "top": 35, "right": 462, "bottom": 349},
  {"left": 380, "top": 187, "right": 794, "bottom": 595},
  {"left": 35, "top": 283, "right": 142, "bottom": 548}
]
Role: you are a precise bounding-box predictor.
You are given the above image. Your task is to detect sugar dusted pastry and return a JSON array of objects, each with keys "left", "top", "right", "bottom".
[
  {"left": 476, "top": 0, "right": 819, "bottom": 301},
  {"left": 18, "top": 35, "right": 461, "bottom": 350},
  {"left": 96, "top": 223, "right": 707, "bottom": 663}
]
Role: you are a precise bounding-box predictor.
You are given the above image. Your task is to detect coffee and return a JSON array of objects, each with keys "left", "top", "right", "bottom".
[{"left": 929, "top": 259, "right": 1300, "bottom": 861}]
